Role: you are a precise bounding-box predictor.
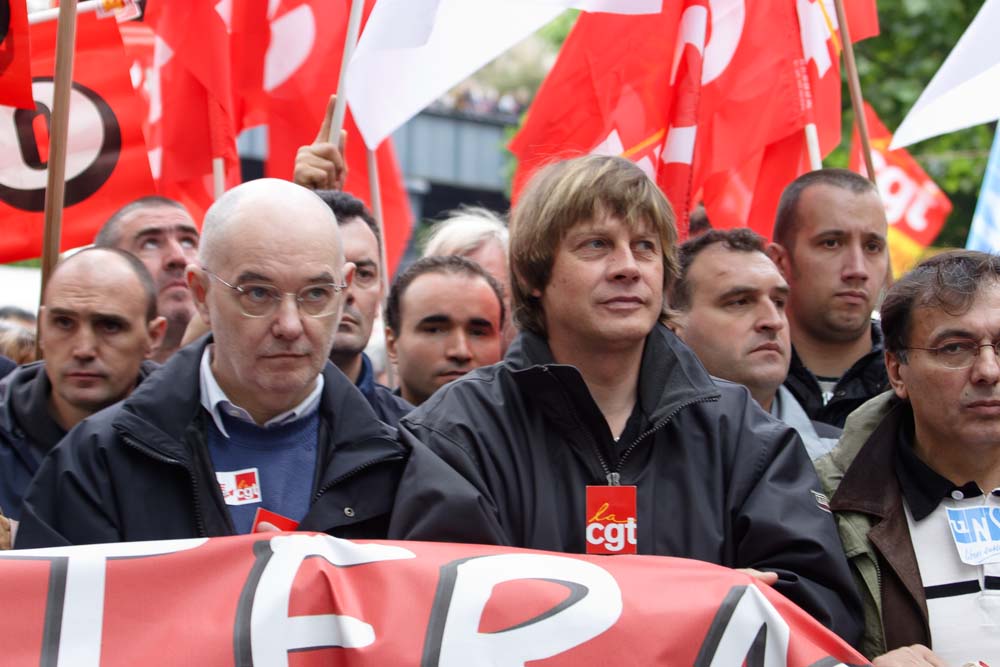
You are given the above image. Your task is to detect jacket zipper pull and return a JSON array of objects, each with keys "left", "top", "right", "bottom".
[{"left": 606, "top": 472, "right": 621, "bottom": 486}]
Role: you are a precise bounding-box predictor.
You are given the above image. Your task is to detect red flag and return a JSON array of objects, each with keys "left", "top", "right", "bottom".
[
  {"left": 0, "top": 13, "right": 155, "bottom": 262},
  {"left": 850, "top": 101, "right": 950, "bottom": 275},
  {"left": 703, "top": 0, "right": 880, "bottom": 236},
  {"left": 0, "top": 0, "right": 32, "bottom": 109},
  {"left": 144, "top": 0, "right": 242, "bottom": 214},
  {"left": 511, "top": 0, "right": 806, "bottom": 238},
  {"left": 263, "top": 0, "right": 414, "bottom": 276}
]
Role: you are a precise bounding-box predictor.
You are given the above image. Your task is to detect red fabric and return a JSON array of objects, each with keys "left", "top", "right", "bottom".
[
  {"left": 145, "top": 0, "right": 241, "bottom": 214},
  {"left": 264, "top": 0, "right": 413, "bottom": 277},
  {"left": 511, "top": 0, "right": 879, "bottom": 240},
  {"left": 1, "top": 533, "right": 868, "bottom": 666},
  {"left": 850, "top": 101, "right": 950, "bottom": 247},
  {"left": 0, "top": 13, "right": 155, "bottom": 262},
  {"left": 0, "top": 0, "right": 32, "bottom": 109}
]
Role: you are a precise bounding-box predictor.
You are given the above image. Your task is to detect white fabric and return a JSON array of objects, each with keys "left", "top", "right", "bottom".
[
  {"left": 905, "top": 493, "right": 1000, "bottom": 665},
  {"left": 345, "top": 0, "right": 662, "bottom": 148},
  {"left": 198, "top": 346, "right": 323, "bottom": 439},
  {"left": 891, "top": 0, "right": 1000, "bottom": 149}
]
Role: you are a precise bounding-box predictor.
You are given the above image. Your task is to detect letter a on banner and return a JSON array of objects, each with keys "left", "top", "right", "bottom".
[{"left": 0, "top": 12, "right": 155, "bottom": 263}]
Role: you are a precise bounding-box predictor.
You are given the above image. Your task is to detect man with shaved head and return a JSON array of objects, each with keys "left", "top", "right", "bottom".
[
  {"left": 17, "top": 179, "right": 472, "bottom": 547},
  {"left": 0, "top": 248, "right": 164, "bottom": 543},
  {"left": 95, "top": 196, "right": 201, "bottom": 362}
]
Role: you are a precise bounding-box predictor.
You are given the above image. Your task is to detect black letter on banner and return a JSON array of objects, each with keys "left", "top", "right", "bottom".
[
  {"left": 694, "top": 585, "right": 785, "bottom": 667},
  {"left": 0, "top": 554, "right": 69, "bottom": 667},
  {"left": 421, "top": 556, "right": 590, "bottom": 666},
  {"left": 15, "top": 102, "right": 51, "bottom": 169},
  {"left": 232, "top": 539, "right": 275, "bottom": 667},
  {"left": 0, "top": 77, "right": 121, "bottom": 212}
]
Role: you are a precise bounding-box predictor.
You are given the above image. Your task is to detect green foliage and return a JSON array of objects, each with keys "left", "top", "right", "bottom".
[{"left": 855, "top": 0, "right": 993, "bottom": 248}]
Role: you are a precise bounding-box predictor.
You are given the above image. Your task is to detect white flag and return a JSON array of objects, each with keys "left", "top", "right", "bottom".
[
  {"left": 891, "top": 0, "right": 1000, "bottom": 149},
  {"left": 345, "top": 0, "right": 663, "bottom": 149}
]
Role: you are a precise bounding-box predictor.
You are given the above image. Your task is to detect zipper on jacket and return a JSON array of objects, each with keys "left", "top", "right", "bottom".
[
  {"left": 121, "top": 435, "right": 208, "bottom": 538},
  {"left": 313, "top": 452, "right": 403, "bottom": 502},
  {"left": 615, "top": 394, "right": 719, "bottom": 477}
]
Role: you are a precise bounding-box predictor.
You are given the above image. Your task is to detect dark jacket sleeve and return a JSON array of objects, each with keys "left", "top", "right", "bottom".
[
  {"left": 15, "top": 425, "right": 122, "bottom": 548},
  {"left": 387, "top": 421, "right": 508, "bottom": 546},
  {"left": 729, "top": 403, "right": 864, "bottom": 647}
]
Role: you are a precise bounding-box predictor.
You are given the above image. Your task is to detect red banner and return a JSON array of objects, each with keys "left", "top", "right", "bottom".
[
  {"left": 850, "top": 102, "right": 952, "bottom": 276},
  {"left": 0, "top": 13, "right": 156, "bottom": 262},
  {"left": 0, "top": 533, "right": 869, "bottom": 666}
]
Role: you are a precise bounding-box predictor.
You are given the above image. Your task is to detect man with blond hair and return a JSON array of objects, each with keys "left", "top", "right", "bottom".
[{"left": 394, "top": 155, "right": 863, "bottom": 644}]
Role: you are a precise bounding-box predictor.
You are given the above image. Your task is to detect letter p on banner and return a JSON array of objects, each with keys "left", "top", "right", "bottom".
[{"left": 0, "top": 12, "right": 155, "bottom": 262}]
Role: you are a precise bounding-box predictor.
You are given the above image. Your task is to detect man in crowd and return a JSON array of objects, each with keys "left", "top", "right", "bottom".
[
  {"left": 394, "top": 155, "right": 862, "bottom": 643},
  {"left": 768, "top": 169, "right": 890, "bottom": 428},
  {"left": 385, "top": 256, "right": 504, "bottom": 407},
  {"left": 317, "top": 190, "right": 412, "bottom": 426},
  {"left": 95, "top": 196, "right": 201, "bottom": 363},
  {"left": 16, "top": 179, "right": 451, "bottom": 546},
  {"left": 0, "top": 248, "right": 164, "bottom": 537},
  {"left": 817, "top": 251, "right": 1000, "bottom": 665},
  {"left": 423, "top": 206, "right": 515, "bottom": 348},
  {"left": 671, "top": 228, "right": 840, "bottom": 459}
]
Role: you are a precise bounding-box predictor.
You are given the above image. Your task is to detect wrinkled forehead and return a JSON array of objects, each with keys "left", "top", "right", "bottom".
[{"left": 691, "top": 247, "right": 787, "bottom": 295}]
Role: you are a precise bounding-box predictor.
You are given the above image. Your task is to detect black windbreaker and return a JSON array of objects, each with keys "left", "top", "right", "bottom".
[
  {"left": 396, "top": 324, "right": 864, "bottom": 646},
  {"left": 15, "top": 338, "right": 415, "bottom": 547}
]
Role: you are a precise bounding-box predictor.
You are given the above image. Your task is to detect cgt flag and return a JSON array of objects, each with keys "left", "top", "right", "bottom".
[
  {"left": 0, "top": 0, "right": 31, "bottom": 109},
  {"left": 0, "top": 12, "right": 155, "bottom": 263},
  {"left": 0, "top": 533, "right": 870, "bottom": 666},
  {"left": 850, "top": 102, "right": 951, "bottom": 277}
]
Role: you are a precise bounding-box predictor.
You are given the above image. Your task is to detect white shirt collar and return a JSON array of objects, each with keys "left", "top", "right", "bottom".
[{"left": 198, "top": 345, "right": 324, "bottom": 438}]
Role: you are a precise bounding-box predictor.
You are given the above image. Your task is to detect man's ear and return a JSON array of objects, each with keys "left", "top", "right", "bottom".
[
  {"left": 885, "top": 350, "right": 909, "bottom": 401},
  {"left": 186, "top": 265, "right": 212, "bottom": 325},
  {"left": 766, "top": 243, "right": 791, "bottom": 279},
  {"left": 146, "top": 316, "right": 168, "bottom": 359},
  {"left": 341, "top": 261, "right": 356, "bottom": 289},
  {"left": 384, "top": 326, "right": 398, "bottom": 363}
]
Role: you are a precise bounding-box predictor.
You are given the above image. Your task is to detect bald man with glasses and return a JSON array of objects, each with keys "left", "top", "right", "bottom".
[
  {"left": 816, "top": 250, "right": 1000, "bottom": 664},
  {"left": 17, "top": 179, "right": 448, "bottom": 547}
]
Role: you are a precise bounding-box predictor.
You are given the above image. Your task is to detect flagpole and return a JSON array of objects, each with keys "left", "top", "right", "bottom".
[
  {"left": 38, "top": 0, "right": 80, "bottom": 358},
  {"left": 833, "top": 0, "right": 877, "bottom": 186},
  {"left": 367, "top": 147, "right": 396, "bottom": 388},
  {"left": 804, "top": 123, "right": 822, "bottom": 170},
  {"left": 28, "top": 0, "right": 123, "bottom": 25},
  {"left": 329, "top": 0, "right": 365, "bottom": 143}
]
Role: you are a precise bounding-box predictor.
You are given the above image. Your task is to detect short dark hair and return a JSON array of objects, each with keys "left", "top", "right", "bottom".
[
  {"left": 0, "top": 305, "right": 36, "bottom": 324},
  {"left": 670, "top": 228, "right": 767, "bottom": 310},
  {"left": 688, "top": 204, "right": 712, "bottom": 237},
  {"left": 314, "top": 190, "right": 381, "bottom": 255},
  {"left": 385, "top": 255, "right": 505, "bottom": 335},
  {"left": 95, "top": 195, "right": 191, "bottom": 247},
  {"left": 48, "top": 248, "right": 159, "bottom": 322},
  {"left": 772, "top": 169, "right": 878, "bottom": 250},
  {"left": 882, "top": 250, "right": 1000, "bottom": 360}
]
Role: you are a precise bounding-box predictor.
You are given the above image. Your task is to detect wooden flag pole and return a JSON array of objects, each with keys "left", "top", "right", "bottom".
[
  {"left": 367, "top": 147, "right": 396, "bottom": 388},
  {"left": 328, "top": 0, "right": 365, "bottom": 143},
  {"left": 804, "top": 123, "right": 822, "bottom": 170},
  {"left": 833, "top": 0, "right": 877, "bottom": 186},
  {"left": 37, "top": 0, "right": 80, "bottom": 358}
]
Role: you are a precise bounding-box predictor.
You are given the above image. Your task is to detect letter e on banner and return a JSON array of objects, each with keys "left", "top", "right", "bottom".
[{"left": 0, "top": 12, "right": 155, "bottom": 263}]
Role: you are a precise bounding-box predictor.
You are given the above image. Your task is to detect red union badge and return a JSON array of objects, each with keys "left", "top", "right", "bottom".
[
  {"left": 216, "top": 468, "right": 261, "bottom": 506},
  {"left": 586, "top": 485, "right": 637, "bottom": 555}
]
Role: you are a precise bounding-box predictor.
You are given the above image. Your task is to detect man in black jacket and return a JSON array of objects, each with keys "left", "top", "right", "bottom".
[
  {"left": 16, "top": 179, "right": 484, "bottom": 547},
  {"left": 393, "top": 156, "right": 863, "bottom": 646},
  {"left": 767, "top": 169, "right": 890, "bottom": 428},
  {"left": 0, "top": 248, "right": 164, "bottom": 534}
]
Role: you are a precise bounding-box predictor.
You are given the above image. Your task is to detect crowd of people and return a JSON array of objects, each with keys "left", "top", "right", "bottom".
[{"left": 0, "top": 124, "right": 995, "bottom": 665}]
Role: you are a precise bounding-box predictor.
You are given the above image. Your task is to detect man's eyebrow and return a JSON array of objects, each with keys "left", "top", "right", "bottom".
[
  {"left": 134, "top": 224, "right": 200, "bottom": 238},
  {"left": 416, "top": 314, "right": 453, "bottom": 326},
  {"left": 928, "top": 328, "right": 978, "bottom": 344},
  {"left": 716, "top": 286, "right": 760, "bottom": 301},
  {"left": 353, "top": 260, "right": 378, "bottom": 270},
  {"left": 467, "top": 317, "right": 496, "bottom": 329},
  {"left": 235, "top": 271, "right": 273, "bottom": 283}
]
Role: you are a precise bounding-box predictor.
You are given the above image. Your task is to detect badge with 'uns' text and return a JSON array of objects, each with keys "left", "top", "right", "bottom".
[{"left": 586, "top": 485, "right": 637, "bottom": 555}]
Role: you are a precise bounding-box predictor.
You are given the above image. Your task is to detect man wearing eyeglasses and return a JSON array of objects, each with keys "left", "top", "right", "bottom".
[
  {"left": 816, "top": 250, "right": 1000, "bottom": 665},
  {"left": 16, "top": 179, "right": 436, "bottom": 546}
]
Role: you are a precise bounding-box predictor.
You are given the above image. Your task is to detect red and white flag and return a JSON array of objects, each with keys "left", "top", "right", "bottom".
[
  {"left": 851, "top": 101, "right": 951, "bottom": 275},
  {"left": 263, "top": 0, "right": 414, "bottom": 276},
  {"left": 0, "top": 12, "right": 155, "bottom": 262}
]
